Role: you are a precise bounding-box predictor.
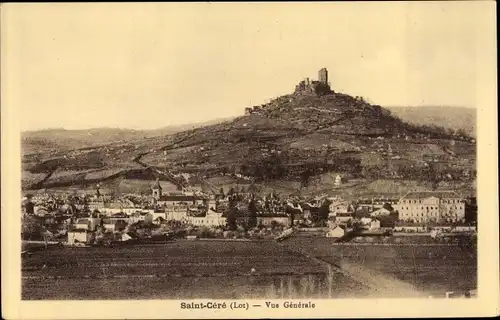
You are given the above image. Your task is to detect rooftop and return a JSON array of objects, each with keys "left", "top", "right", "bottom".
[
  {"left": 159, "top": 195, "right": 200, "bottom": 202},
  {"left": 401, "top": 191, "right": 462, "bottom": 200}
]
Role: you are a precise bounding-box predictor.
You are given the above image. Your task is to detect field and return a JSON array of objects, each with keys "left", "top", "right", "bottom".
[
  {"left": 23, "top": 241, "right": 326, "bottom": 276},
  {"left": 22, "top": 238, "right": 476, "bottom": 300},
  {"left": 23, "top": 240, "right": 370, "bottom": 300},
  {"left": 283, "top": 238, "right": 477, "bottom": 295},
  {"left": 21, "top": 171, "right": 48, "bottom": 189}
]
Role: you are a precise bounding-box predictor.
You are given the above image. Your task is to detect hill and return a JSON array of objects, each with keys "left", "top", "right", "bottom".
[
  {"left": 21, "top": 117, "right": 233, "bottom": 156},
  {"left": 387, "top": 106, "right": 476, "bottom": 138},
  {"left": 21, "top": 73, "right": 476, "bottom": 197},
  {"left": 135, "top": 92, "right": 475, "bottom": 192}
]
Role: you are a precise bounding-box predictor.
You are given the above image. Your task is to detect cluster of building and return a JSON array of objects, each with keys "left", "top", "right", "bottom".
[{"left": 22, "top": 175, "right": 476, "bottom": 245}]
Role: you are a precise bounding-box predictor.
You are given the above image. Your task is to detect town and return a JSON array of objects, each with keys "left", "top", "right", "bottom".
[
  {"left": 21, "top": 178, "right": 477, "bottom": 246},
  {"left": 19, "top": 68, "right": 478, "bottom": 300}
]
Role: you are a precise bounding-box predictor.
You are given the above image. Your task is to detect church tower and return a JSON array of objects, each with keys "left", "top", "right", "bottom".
[
  {"left": 96, "top": 183, "right": 101, "bottom": 198},
  {"left": 152, "top": 178, "right": 162, "bottom": 200}
]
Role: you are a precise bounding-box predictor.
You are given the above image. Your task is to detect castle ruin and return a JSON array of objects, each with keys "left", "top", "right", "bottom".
[
  {"left": 244, "top": 68, "right": 334, "bottom": 115},
  {"left": 294, "top": 68, "right": 333, "bottom": 96},
  {"left": 318, "top": 68, "right": 328, "bottom": 84}
]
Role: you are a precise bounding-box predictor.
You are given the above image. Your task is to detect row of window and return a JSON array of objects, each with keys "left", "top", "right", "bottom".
[
  {"left": 399, "top": 205, "right": 463, "bottom": 211},
  {"left": 189, "top": 219, "right": 226, "bottom": 226},
  {"left": 400, "top": 206, "right": 437, "bottom": 210},
  {"left": 401, "top": 211, "right": 464, "bottom": 216},
  {"left": 401, "top": 212, "right": 439, "bottom": 217},
  {"left": 401, "top": 199, "right": 462, "bottom": 204}
]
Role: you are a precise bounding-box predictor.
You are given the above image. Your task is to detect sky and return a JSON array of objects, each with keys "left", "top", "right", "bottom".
[{"left": 2, "top": 2, "right": 496, "bottom": 131}]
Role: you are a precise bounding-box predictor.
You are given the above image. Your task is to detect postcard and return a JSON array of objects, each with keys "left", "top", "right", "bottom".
[{"left": 1, "top": 2, "right": 498, "bottom": 319}]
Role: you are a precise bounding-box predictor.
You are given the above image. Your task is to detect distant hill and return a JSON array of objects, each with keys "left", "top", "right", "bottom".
[
  {"left": 387, "top": 107, "right": 476, "bottom": 138},
  {"left": 21, "top": 117, "right": 233, "bottom": 155}
]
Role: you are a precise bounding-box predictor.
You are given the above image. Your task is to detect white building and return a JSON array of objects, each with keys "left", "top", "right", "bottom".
[
  {"left": 100, "top": 207, "right": 140, "bottom": 215},
  {"left": 67, "top": 229, "right": 91, "bottom": 245},
  {"left": 360, "top": 217, "right": 372, "bottom": 225},
  {"left": 370, "top": 208, "right": 391, "bottom": 217},
  {"left": 328, "top": 201, "right": 352, "bottom": 217},
  {"left": 73, "top": 219, "right": 90, "bottom": 230},
  {"left": 129, "top": 211, "right": 154, "bottom": 224},
  {"left": 187, "top": 210, "right": 227, "bottom": 227},
  {"left": 157, "top": 195, "right": 204, "bottom": 207},
  {"left": 103, "top": 223, "right": 116, "bottom": 233},
  {"left": 369, "top": 219, "right": 381, "bottom": 230},
  {"left": 452, "top": 226, "right": 476, "bottom": 232},
  {"left": 121, "top": 233, "right": 133, "bottom": 241},
  {"left": 326, "top": 226, "right": 345, "bottom": 238},
  {"left": 166, "top": 208, "right": 188, "bottom": 221},
  {"left": 396, "top": 191, "right": 465, "bottom": 224},
  {"left": 394, "top": 225, "right": 426, "bottom": 233}
]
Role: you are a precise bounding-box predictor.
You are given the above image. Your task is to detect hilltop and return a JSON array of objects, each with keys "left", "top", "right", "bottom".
[{"left": 22, "top": 69, "right": 476, "bottom": 197}]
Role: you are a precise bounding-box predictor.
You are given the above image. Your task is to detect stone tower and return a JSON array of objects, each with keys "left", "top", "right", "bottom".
[
  {"left": 152, "top": 178, "right": 162, "bottom": 200},
  {"left": 318, "top": 68, "right": 328, "bottom": 85}
]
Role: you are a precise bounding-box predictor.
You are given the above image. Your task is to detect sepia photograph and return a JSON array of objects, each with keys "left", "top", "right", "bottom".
[{"left": 1, "top": 1, "right": 498, "bottom": 319}]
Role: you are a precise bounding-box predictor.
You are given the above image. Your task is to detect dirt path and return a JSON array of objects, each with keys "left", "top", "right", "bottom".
[
  {"left": 279, "top": 241, "right": 425, "bottom": 298},
  {"left": 333, "top": 260, "right": 424, "bottom": 298}
]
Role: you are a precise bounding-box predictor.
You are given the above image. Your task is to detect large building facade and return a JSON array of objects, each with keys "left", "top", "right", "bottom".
[{"left": 395, "top": 191, "right": 465, "bottom": 224}]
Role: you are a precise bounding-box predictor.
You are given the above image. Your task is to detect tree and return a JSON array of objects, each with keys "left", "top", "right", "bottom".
[
  {"left": 227, "top": 206, "right": 238, "bottom": 231},
  {"left": 465, "top": 197, "right": 477, "bottom": 223},
  {"left": 247, "top": 199, "right": 258, "bottom": 229},
  {"left": 300, "top": 168, "right": 314, "bottom": 189},
  {"left": 390, "top": 210, "right": 399, "bottom": 220},
  {"left": 22, "top": 215, "right": 43, "bottom": 240},
  {"left": 285, "top": 205, "right": 297, "bottom": 227},
  {"left": 351, "top": 220, "right": 363, "bottom": 231},
  {"left": 378, "top": 214, "right": 397, "bottom": 228},
  {"left": 318, "top": 200, "right": 332, "bottom": 223},
  {"left": 383, "top": 203, "right": 394, "bottom": 212},
  {"left": 270, "top": 220, "right": 281, "bottom": 230},
  {"left": 24, "top": 201, "right": 35, "bottom": 215}
]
